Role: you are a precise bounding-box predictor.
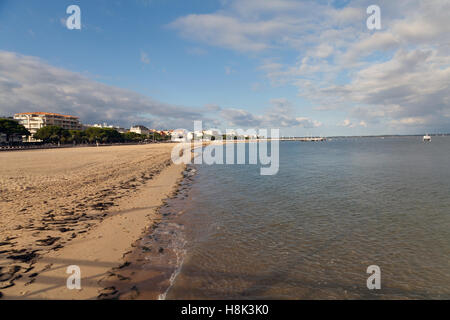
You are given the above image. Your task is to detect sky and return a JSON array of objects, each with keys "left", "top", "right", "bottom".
[{"left": 0, "top": 0, "right": 449, "bottom": 136}]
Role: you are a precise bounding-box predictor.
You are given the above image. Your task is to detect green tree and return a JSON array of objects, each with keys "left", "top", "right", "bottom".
[
  {"left": 152, "top": 131, "right": 170, "bottom": 141},
  {"left": 84, "top": 127, "right": 103, "bottom": 143},
  {"left": 122, "top": 131, "right": 145, "bottom": 142},
  {"left": 104, "top": 128, "right": 123, "bottom": 143},
  {"left": 0, "top": 118, "right": 30, "bottom": 142},
  {"left": 68, "top": 130, "right": 87, "bottom": 144},
  {"left": 34, "top": 126, "right": 70, "bottom": 143},
  {"left": 84, "top": 127, "right": 123, "bottom": 143}
]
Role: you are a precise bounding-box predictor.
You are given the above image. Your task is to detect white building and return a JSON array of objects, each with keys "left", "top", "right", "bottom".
[
  {"left": 83, "top": 123, "right": 127, "bottom": 133},
  {"left": 14, "top": 112, "right": 82, "bottom": 142},
  {"left": 181, "top": 129, "right": 225, "bottom": 141},
  {"left": 170, "top": 129, "right": 189, "bottom": 142},
  {"left": 187, "top": 130, "right": 205, "bottom": 141},
  {"left": 130, "top": 125, "right": 150, "bottom": 135}
]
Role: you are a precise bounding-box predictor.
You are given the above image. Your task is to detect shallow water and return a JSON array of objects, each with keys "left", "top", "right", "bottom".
[{"left": 166, "top": 137, "right": 450, "bottom": 299}]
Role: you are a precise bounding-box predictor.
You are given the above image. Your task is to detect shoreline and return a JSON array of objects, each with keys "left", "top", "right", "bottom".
[
  {"left": 95, "top": 144, "right": 208, "bottom": 299},
  {"left": 96, "top": 165, "right": 198, "bottom": 300},
  {"left": 0, "top": 143, "right": 185, "bottom": 299},
  {"left": 0, "top": 141, "right": 176, "bottom": 153}
]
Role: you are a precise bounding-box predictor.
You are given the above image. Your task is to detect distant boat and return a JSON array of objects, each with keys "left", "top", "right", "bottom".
[{"left": 423, "top": 134, "right": 431, "bottom": 142}]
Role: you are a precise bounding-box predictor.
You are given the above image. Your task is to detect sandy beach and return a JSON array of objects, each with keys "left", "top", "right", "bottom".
[{"left": 0, "top": 143, "right": 184, "bottom": 299}]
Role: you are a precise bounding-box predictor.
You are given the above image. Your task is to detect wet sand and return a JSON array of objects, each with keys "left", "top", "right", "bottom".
[
  {"left": 0, "top": 143, "right": 184, "bottom": 299},
  {"left": 97, "top": 166, "right": 197, "bottom": 300}
]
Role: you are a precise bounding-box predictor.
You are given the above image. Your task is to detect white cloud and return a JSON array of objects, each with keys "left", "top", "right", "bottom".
[
  {"left": 186, "top": 47, "right": 208, "bottom": 55},
  {"left": 12, "top": 1, "right": 449, "bottom": 133},
  {"left": 225, "top": 66, "right": 234, "bottom": 75},
  {"left": 340, "top": 119, "right": 367, "bottom": 128},
  {"left": 59, "top": 17, "right": 67, "bottom": 28},
  {"left": 140, "top": 50, "right": 150, "bottom": 64},
  {"left": 390, "top": 117, "right": 429, "bottom": 126},
  {"left": 341, "top": 119, "right": 353, "bottom": 127},
  {"left": 220, "top": 98, "right": 321, "bottom": 128},
  {"left": 328, "top": 49, "right": 450, "bottom": 127},
  {"left": 167, "top": 0, "right": 449, "bottom": 131},
  {"left": 169, "top": 14, "right": 272, "bottom": 52},
  {"left": 314, "top": 44, "right": 334, "bottom": 59},
  {"left": 168, "top": 0, "right": 362, "bottom": 53},
  {"left": 205, "top": 104, "right": 221, "bottom": 111},
  {"left": 0, "top": 51, "right": 322, "bottom": 132},
  {"left": 342, "top": 32, "right": 399, "bottom": 63},
  {"left": 0, "top": 51, "right": 207, "bottom": 129}
]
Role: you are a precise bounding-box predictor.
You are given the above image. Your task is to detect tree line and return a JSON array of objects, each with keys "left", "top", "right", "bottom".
[
  {"left": 0, "top": 118, "right": 30, "bottom": 142},
  {"left": 34, "top": 126, "right": 170, "bottom": 144},
  {"left": 0, "top": 118, "right": 169, "bottom": 144}
]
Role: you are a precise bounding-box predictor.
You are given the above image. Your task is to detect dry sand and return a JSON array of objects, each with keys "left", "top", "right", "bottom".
[{"left": 0, "top": 143, "right": 185, "bottom": 299}]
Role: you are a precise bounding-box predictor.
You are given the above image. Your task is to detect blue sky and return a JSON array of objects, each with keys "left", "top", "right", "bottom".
[{"left": 0, "top": 0, "right": 449, "bottom": 136}]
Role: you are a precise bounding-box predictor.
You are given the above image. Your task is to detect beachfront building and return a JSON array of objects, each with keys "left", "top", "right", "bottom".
[
  {"left": 130, "top": 125, "right": 150, "bottom": 135},
  {"left": 83, "top": 123, "right": 127, "bottom": 133},
  {"left": 221, "top": 129, "right": 257, "bottom": 140},
  {"left": 14, "top": 112, "right": 82, "bottom": 142},
  {"left": 203, "top": 129, "right": 222, "bottom": 141},
  {"left": 187, "top": 130, "right": 204, "bottom": 141},
  {"left": 173, "top": 129, "right": 224, "bottom": 141},
  {"left": 160, "top": 130, "right": 171, "bottom": 136},
  {"left": 170, "top": 129, "right": 188, "bottom": 142},
  {"left": 115, "top": 127, "right": 128, "bottom": 134}
]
